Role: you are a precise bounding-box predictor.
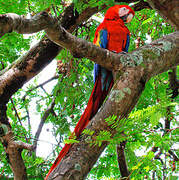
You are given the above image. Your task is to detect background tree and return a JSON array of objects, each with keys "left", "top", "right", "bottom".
[{"left": 0, "top": 0, "right": 178, "bottom": 180}]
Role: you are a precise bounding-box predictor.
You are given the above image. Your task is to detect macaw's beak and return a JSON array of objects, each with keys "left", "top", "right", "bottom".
[{"left": 126, "top": 13, "right": 134, "bottom": 23}]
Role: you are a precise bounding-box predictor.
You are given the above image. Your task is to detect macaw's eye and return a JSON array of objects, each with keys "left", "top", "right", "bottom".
[{"left": 119, "top": 7, "right": 129, "bottom": 17}]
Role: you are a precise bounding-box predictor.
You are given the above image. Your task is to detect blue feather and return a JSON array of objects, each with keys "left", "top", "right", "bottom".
[
  {"left": 124, "top": 34, "right": 130, "bottom": 52},
  {"left": 99, "top": 29, "right": 108, "bottom": 48},
  {"left": 94, "top": 29, "right": 108, "bottom": 83}
]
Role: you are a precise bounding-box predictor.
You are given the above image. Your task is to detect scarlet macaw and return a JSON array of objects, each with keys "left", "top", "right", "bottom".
[{"left": 45, "top": 5, "right": 134, "bottom": 179}]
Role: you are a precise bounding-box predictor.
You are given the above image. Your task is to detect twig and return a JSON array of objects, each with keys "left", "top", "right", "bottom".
[
  {"left": 10, "top": 98, "right": 29, "bottom": 143},
  {"left": 168, "top": 150, "right": 179, "bottom": 161},
  {"left": 16, "top": 135, "right": 59, "bottom": 146},
  {"left": 116, "top": 141, "right": 130, "bottom": 179},
  {"left": 152, "top": 171, "right": 156, "bottom": 180},
  {"left": 33, "top": 97, "right": 56, "bottom": 154},
  {"left": 0, "top": 60, "right": 5, "bottom": 70},
  {"left": 168, "top": 67, "right": 179, "bottom": 99},
  {"left": 154, "top": 150, "right": 164, "bottom": 165},
  {"left": 22, "top": 75, "right": 58, "bottom": 101},
  {"left": 25, "top": 105, "right": 31, "bottom": 137},
  {"left": 40, "top": 86, "right": 50, "bottom": 96},
  {"left": 51, "top": 4, "right": 58, "bottom": 18}
]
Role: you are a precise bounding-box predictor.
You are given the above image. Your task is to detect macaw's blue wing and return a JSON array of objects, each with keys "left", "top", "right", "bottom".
[
  {"left": 94, "top": 29, "right": 113, "bottom": 92},
  {"left": 94, "top": 29, "right": 108, "bottom": 83},
  {"left": 124, "top": 34, "right": 130, "bottom": 52},
  {"left": 99, "top": 29, "right": 108, "bottom": 48}
]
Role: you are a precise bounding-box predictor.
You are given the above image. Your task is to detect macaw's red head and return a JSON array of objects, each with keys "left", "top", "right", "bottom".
[{"left": 104, "top": 5, "right": 135, "bottom": 23}]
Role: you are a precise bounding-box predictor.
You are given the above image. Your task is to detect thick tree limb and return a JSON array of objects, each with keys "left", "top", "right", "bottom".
[
  {"left": 0, "top": 12, "right": 53, "bottom": 37},
  {"left": 0, "top": 1, "right": 178, "bottom": 106},
  {"left": 47, "top": 52, "right": 178, "bottom": 179},
  {"left": 1, "top": 131, "right": 33, "bottom": 180},
  {"left": 46, "top": 26, "right": 179, "bottom": 75},
  {"left": 47, "top": 64, "right": 147, "bottom": 179},
  {"left": 147, "top": 0, "right": 179, "bottom": 30},
  {"left": 46, "top": 29, "right": 178, "bottom": 178},
  {"left": 0, "top": 4, "right": 99, "bottom": 107}
]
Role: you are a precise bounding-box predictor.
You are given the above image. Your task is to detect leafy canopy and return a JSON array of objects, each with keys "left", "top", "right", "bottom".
[{"left": 0, "top": 0, "right": 178, "bottom": 179}]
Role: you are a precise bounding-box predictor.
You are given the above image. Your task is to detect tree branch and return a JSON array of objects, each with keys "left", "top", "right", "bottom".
[
  {"left": 168, "top": 67, "right": 178, "bottom": 98},
  {"left": 0, "top": 0, "right": 152, "bottom": 37},
  {"left": 117, "top": 141, "right": 130, "bottom": 179},
  {"left": 47, "top": 64, "right": 148, "bottom": 179},
  {"left": 168, "top": 150, "right": 179, "bottom": 161},
  {"left": 147, "top": 0, "right": 179, "bottom": 30},
  {"left": 0, "top": 5, "right": 99, "bottom": 106},
  {"left": 1, "top": 131, "right": 33, "bottom": 180},
  {"left": 132, "top": 0, "right": 152, "bottom": 11},
  {"left": 0, "top": 11, "right": 54, "bottom": 37},
  {"left": 46, "top": 26, "right": 179, "bottom": 75},
  {"left": 10, "top": 98, "right": 29, "bottom": 142},
  {"left": 3, "top": 11, "right": 178, "bottom": 75},
  {"left": 33, "top": 97, "right": 56, "bottom": 154}
]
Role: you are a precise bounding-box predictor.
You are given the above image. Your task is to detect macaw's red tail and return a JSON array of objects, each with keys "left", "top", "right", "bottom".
[
  {"left": 45, "top": 72, "right": 113, "bottom": 179},
  {"left": 74, "top": 72, "right": 113, "bottom": 136}
]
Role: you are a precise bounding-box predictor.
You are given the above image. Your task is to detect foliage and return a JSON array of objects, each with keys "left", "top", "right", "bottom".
[{"left": 0, "top": 0, "right": 178, "bottom": 179}]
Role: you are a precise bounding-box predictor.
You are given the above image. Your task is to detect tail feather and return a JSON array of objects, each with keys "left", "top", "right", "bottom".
[{"left": 45, "top": 72, "right": 113, "bottom": 179}]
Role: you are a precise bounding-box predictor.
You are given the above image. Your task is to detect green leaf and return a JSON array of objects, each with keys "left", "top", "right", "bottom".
[
  {"left": 64, "top": 139, "right": 80, "bottom": 144},
  {"left": 144, "top": 166, "right": 150, "bottom": 172}
]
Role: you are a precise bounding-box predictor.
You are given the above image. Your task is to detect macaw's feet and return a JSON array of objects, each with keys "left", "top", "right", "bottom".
[{"left": 119, "top": 51, "right": 127, "bottom": 54}]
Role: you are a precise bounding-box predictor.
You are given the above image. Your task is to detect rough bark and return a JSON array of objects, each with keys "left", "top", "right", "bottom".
[
  {"left": 48, "top": 64, "right": 147, "bottom": 179},
  {"left": 147, "top": 0, "right": 179, "bottom": 30},
  {"left": 1, "top": 131, "right": 33, "bottom": 180},
  {"left": 46, "top": 28, "right": 179, "bottom": 74},
  {"left": 0, "top": 5, "right": 100, "bottom": 105},
  {"left": 0, "top": 12, "right": 53, "bottom": 37},
  {"left": 44, "top": 12, "right": 178, "bottom": 179}
]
